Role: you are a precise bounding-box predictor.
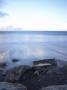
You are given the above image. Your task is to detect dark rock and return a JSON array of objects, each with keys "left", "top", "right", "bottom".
[
  {"left": 0, "top": 63, "right": 7, "bottom": 81},
  {"left": 40, "top": 85, "right": 67, "bottom": 90},
  {"left": 21, "top": 65, "right": 66, "bottom": 90},
  {"left": 4, "top": 65, "right": 31, "bottom": 82},
  {"left": 12, "top": 59, "right": 19, "bottom": 63},
  {"left": 33, "top": 59, "right": 57, "bottom": 67},
  {"left": 0, "top": 63, "right": 7, "bottom": 68},
  {"left": 0, "top": 82, "right": 27, "bottom": 90},
  {"left": 0, "top": 59, "right": 67, "bottom": 90}
]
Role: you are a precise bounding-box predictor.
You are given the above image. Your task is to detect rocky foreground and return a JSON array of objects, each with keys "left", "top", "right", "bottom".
[
  {"left": 40, "top": 85, "right": 67, "bottom": 90},
  {"left": 0, "top": 82, "right": 27, "bottom": 90},
  {"left": 0, "top": 59, "right": 67, "bottom": 90}
]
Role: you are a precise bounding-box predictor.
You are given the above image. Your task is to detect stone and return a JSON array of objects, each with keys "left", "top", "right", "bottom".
[
  {"left": 4, "top": 65, "right": 31, "bottom": 82},
  {"left": 0, "top": 82, "right": 27, "bottom": 90},
  {"left": 40, "top": 85, "right": 67, "bottom": 90}
]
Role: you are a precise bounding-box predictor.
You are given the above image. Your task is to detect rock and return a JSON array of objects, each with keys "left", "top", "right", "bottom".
[
  {"left": 0, "top": 69, "right": 5, "bottom": 81},
  {"left": 0, "top": 60, "right": 67, "bottom": 90},
  {"left": 0, "top": 82, "right": 27, "bottom": 90},
  {"left": 12, "top": 59, "right": 19, "bottom": 63},
  {"left": 4, "top": 65, "right": 31, "bottom": 82},
  {"left": 0, "top": 62, "right": 9, "bottom": 81},
  {"left": 22, "top": 65, "right": 65, "bottom": 90},
  {"left": 33, "top": 59, "right": 57, "bottom": 67},
  {"left": 0, "top": 62, "right": 7, "bottom": 68},
  {"left": 0, "top": 65, "right": 7, "bottom": 81},
  {"left": 40, "top": 85, "right": 67, "bottom": 90}
]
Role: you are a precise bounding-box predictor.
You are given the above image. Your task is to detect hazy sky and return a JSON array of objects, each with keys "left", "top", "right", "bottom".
[{"left": 0, "top": 0, "right": 67, "bottom": 30}]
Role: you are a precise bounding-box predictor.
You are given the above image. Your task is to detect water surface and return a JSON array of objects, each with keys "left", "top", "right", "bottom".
[{"left": 0, "top": 31, "right": 67, "bottom": 67}]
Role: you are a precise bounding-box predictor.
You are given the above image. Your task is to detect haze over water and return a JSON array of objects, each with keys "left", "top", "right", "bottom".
[{"left": 0, "top": 31, "right": 67, "bottom": 67}]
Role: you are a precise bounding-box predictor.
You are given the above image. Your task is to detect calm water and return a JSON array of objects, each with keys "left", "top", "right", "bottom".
[{"left": 0, "top": 31, "right": 67, "bottom": 67}]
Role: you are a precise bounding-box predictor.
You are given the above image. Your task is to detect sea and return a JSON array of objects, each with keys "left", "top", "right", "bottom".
[{"left": 0, "top": 31, "right": 67, "bottom": 68}]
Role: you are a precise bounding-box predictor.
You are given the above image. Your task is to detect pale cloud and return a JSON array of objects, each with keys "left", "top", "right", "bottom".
[
  {"left": 0, "top": 19, "right": 67, "bottom": 31},
  {"left": 0, "top": 11, "right": 8, "bottom": 17},
  {"left": 0, "top": 0, "right": 8, "bottom": 18},
  {"left": 0, "top": 0, "right": 4, "bottom": 8},
  {"left": 0, "top": 10, "right": 67, "bottom": 31},
  {"left": 0, "top": 0, "right": 67, "bottom": 30}
]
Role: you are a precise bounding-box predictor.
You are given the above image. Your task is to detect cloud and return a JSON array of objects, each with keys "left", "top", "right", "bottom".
[
  {"left": 0, "top": 0, "right": 2, "bottom": 7},
  {"left": 0, "top": 11, "right": 8, "bottom": 17},
  {"left": 0, "top": 0, "right": 5, "bottom": 8},
  {"left": 0, "top": 0, "right": 8, "bottom": 18}
]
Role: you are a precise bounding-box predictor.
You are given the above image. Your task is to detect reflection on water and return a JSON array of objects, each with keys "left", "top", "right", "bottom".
[{"left": 0, "top": 32, "right": 67, "bottom": 67}]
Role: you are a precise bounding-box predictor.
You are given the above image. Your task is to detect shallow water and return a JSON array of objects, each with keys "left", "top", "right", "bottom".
[{"left": 0, "top": 31, "right": 67, "bottom": 67}]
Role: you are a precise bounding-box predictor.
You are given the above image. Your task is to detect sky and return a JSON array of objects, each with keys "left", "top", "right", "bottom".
[{"left": 0, "top": 0, "right": 67, "bottom": 31}]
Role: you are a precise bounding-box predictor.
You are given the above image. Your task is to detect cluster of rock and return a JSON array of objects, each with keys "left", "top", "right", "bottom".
[
  {"left": 0, "top": 59, "right": 67, "bottom": 90},
  {"left": 19, "top": 62, "right": 67, "bottom": 90},
  {"left": 0, "top": 64, "right": 30, "bottom": 90}
]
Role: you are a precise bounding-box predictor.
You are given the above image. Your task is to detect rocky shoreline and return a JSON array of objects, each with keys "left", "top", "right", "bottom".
[{"left": 0, "top": 59, "right": 67, "bottom": 90}]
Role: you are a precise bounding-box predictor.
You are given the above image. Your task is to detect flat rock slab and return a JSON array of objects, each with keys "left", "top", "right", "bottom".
[
  {"left": 40, "top": 85, "right": 67, "bottom": 90},
  {"left": 0, "top": 82, "right": 27, "bottom": 90}
]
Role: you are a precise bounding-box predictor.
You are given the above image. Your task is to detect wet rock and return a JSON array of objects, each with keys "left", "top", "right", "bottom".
[
  {"left": 0, "top": 62, "right": 7, "bottom": 68},
  {"left": 40, "top": 85, "right": 67, "bottom": 90},
  {"left": 33, "top": 59, "right": 57, "bottom": 67},
  {"left": 0, "top": 63, "right": 7, "bottom": 81},
  {"left": 12, "top": 59, "right": 19, "bottom": 63},
  {"left": 0, "top": 82, "right": 27, "bottom": 90},
  {"left": 4, "top": 65, "right": 31, "bottom": 82},
  {"left": 22, "top": 65, "right": 65, "bottom": 90},
  {"left": 0, "top": 59, "right": 67, "bottom": 90}
]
